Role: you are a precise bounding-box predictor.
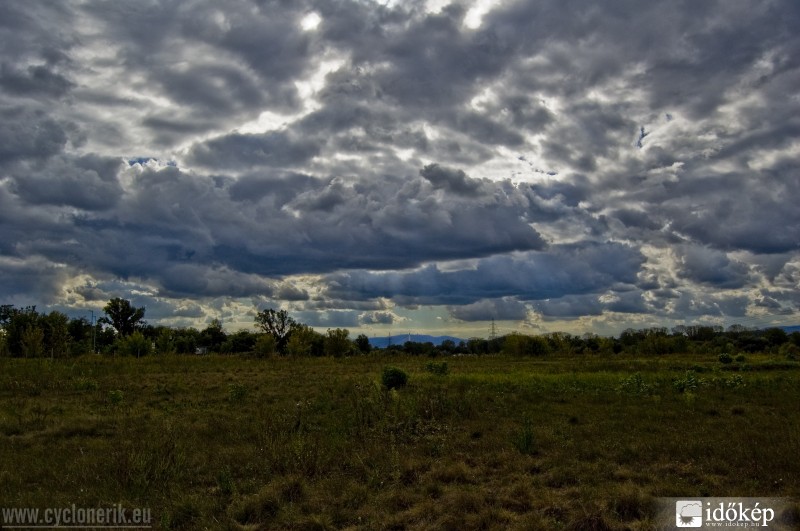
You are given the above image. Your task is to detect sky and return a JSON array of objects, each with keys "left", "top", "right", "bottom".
[{"left": 1, "top": 0, "right": 799, "bottom": 338}]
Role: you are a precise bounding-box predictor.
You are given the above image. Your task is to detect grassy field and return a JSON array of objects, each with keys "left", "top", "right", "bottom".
[{"left": 1, "top": 353, "right": 799, "bottom": 530}]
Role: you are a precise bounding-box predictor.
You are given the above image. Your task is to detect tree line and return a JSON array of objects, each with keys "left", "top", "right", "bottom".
[{"left": 1, "top": 299, "right": 798, "bottom": 359}]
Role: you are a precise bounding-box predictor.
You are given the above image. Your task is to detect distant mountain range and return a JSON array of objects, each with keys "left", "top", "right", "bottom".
[
  {"left": 367, "top": 327, "right": 799, "bottom": 348},
  {"left": 368, "top": 334, "right": 465, "bottom": 348}
]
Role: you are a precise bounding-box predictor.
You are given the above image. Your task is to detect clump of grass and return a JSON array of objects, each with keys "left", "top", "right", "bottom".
[
  {"left": 425, "top": 361, "right": 449, "bottom": 376},
  {"left": 73, "top": 376, "right": 98, "bottom": 391},
  {"left": 227, "top": 382, "right": 248, "bottom": 402},
  {"left": 719, "top": 353, "right": 733, "bottom": 364},
  {"left": 381, "top": 366, "right": 409, "bottom": 390},
  {"left": 511, "top": 417, "right": 537, "bottom": 455},
  {"left": 617, "top": 372, "right": 651, "bottom": 395},
  {"left": 673, "top": 371, "right": 703, "bottom": 393},
  {"left": 108, "top": 389, "right": 124, "bottom": 404},
  {"left": 229, "top": 486, "right": 281, "bottom": 526}
]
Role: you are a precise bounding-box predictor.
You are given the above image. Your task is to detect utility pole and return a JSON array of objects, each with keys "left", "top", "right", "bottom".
[
  {"left": 90, "top": 310, "right": 96, "bottom": 354},
  {"left": 489, "top": 318, "right": 498, "bottom": 341}
]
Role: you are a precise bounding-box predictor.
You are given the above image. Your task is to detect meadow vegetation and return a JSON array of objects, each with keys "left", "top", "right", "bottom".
[
  {"left": 2, "top": 302, "right": 800, "bottom": 528},
  {"left": 1, "top": 351, "right": 799, "bottom": 530}
]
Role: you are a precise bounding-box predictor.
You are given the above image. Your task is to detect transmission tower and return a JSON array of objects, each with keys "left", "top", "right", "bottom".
[{"left": 489, "top": 318, "right": 498, "bottom": 341}]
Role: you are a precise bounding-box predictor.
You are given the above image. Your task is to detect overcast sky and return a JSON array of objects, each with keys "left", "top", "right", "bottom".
[{"left": 1, "top": 0, "right": 798, "bottom": 337}]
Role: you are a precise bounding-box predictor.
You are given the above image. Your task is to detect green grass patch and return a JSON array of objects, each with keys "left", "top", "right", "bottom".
[{"left": 0, "top": 353, "right": 798, "bottom": 529}]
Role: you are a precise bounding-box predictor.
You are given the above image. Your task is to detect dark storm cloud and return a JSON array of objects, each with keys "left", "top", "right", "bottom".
[
  {"left": 676, "top": 246, "right": 751, "bottom": 289},
  {"left": 0, "top": 0, "right": 798, "bottom": 330},
  {"left": 449, "top": 298, "right": 528, "bottom": 322},
  {"left": 0, "top": 110, "right": 68, "bottom": 163},
  {"left": 0, "top": 63, "right": 74, "bottom": 99},
  {"left": 325, "top": 242, "right": 644, "bottom": 306},
  {"left": 4, "top": 163, "right": 545, "bottom": 301},
  {"left": 9, "top": 155, "right": 124, "bottom": 210},
  {"left": 420, "top": 164, "right": 482, "bottom": 196}
]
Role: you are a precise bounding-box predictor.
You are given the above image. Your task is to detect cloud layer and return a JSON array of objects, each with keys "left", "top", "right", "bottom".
[{"left": 1, "top": 0, "right": 798, "bottom": 334}]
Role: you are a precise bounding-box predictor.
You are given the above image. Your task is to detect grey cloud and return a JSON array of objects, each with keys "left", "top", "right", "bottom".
[
  {"left": 419, "top": 164, "right": 482, "bottom": 196},
  {"left": 188, "top": 131, "right": 321, "bottom": 170},
  {"left": 0, "top": 63, "right": 74, "bottom": 99},
  {"left": 325, "top": 242, "right": 644, "bottom": 306},
  {"left": 535, "top": 295, "right": 604, "bottom": 320},
  {"left": 295, "top": 310, "right": 360, "bottom": 329},
  {"left": 0, "top": 256, "right": 67, "bottom": 305},
  {"left": 10, "top": 154, "right": 124, "bottom": 210},
  {"left": 449, "top": 298, "right": 529, "bottom": 322},
  {"left": 0, "top": 110, "right": 67, "bottom": 163},
  {"left": 676, "top": 246, "right": 751, "bottom": 289},
  {"left": 1, "top": 0, "right": 799, "bottom": 332},
  {"left": 671, "top": 292, "right": 750, "bottom": 319},
  {"left": 359, "top": 311, "right": 395, "bottom": 325}
]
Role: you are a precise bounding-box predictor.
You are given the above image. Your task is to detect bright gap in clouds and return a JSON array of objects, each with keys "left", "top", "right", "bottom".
[
  {"left": 464, "top": 0, "right": 501, "bottom": 29},
  {"left": 300, "top": 12, "right": 322, "bottom": 32}
]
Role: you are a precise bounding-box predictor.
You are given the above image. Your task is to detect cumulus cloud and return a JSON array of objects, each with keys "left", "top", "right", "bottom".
[{"left": 0, "top": 0, "right": 798, "bottom": 333}]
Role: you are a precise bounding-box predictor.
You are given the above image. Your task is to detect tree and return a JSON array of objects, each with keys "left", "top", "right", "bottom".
[
  {"left": 200, "top": 319, "right": 227, "bottom": 353},
  {"left": 20, "top": 324, "right": 44, "bottom": 358},
  {"left": 100, "top": 298, "right": 145, "bottom": 337},
  {"left": 115, "top": 331, "right": 153, "bottom": 357},
  {"left": 355, "top": 333, "right": 371, "bottom": 354},
  {"left": 0, "top": 306, "right": 41, "bottom": 357},
  {"left": 41, "top": 311, "right": 70, "bottom": 358},
  {"left": 254, "top": 308, "right": 296, "bottom": 353},
  {"left": 324, "top": 328, "right": 352, "bottom": 358},
  {"left": 286, "top": 324, "right": 323, "bottom": 357}
]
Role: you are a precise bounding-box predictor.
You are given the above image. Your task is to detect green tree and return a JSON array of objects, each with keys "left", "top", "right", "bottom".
[
  {"left": 115, "top": 331, "right": 153, "bottom": 357},
  {"left": 155, "top": 328, "right": 176, "bottom": 355},
  {"left": 254, "top": 308, "right": 296, "bottom": 353},
  {"left": 100, "top": 298, "right": 145, "bottom": 337},
  {"left": 220, "top": 330, "right": 257, "bottom": 354},
  {"left": 253, "top": 334, "right": 277, "bottom": 358},
  {"left": 67, "top": 317, "right": 95, "bottom": 356},
  {"left": 286, "top": 324, "right": 323, "bottom": 357},
  {"left": 0, "top": 305, "right": 40, "bottom": 357},
  {"left": 41, "top": 311, "right": 71, "bottom": 358},
  {"left": 20, "top": 324, "right": 44, "bottom": 358},
  {"left": 354, "top": 333, "right": 371, "bottom": 354},
  {"left": 324, "top": 328, "right": 352, "bottom": 358},
  {"left": 200, "top": 319, "right": 227, "bottom": 353}
]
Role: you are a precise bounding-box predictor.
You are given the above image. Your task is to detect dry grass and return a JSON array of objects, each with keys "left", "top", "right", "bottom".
[{"left": 1, "top": 353, "right": 799, "bottom": 529}]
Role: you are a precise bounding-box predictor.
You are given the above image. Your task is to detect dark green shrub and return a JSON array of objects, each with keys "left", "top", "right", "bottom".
[
  {"left": 381, "top": 366, "right": 409, "bottom": 389},
  {"left": 228, "top": 383, "right": 248, "bottom": 402},
  {"left": 734, "top": 353, "right": 746, "bottom": 362},
  {"left": 425, "top": 361, "right": 449, "bottom": 376},
  {"left": 718, "top": 353, "right": 733, "bottom": 364},
  {"left": 617, "top": 373, "right": 651, "bottom": 395}
]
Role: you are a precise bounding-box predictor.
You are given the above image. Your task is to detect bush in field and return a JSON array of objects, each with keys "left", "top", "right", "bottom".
[
  {"left": 108, "top": 389, "right": 124, "bottom": 404},
  {"left": 381, "top": 366, "right": 409, "bottom": 389},
  {"left": 673, "top": 371, "right": 703, "bottom": 393},
  {"left": 115, "top": 331, "right": 153, "bottom": 357},
  {"left": 253, "top": 334, "right": 277, "bottom": 358},
  {"left": 617, "top": 373, "right": 652, "bottom": 395},
  {"left": 504, "top": 333, "right": 550, "bottom": 356},
  {"left": 228, "top": 383, "right": 248, "bottom": 403},
  {"left": 425, "top": 361, "right": 449, "bottom": 376},
  {"left": 718, "top": 353, "right": 733, "bottom": 364}
]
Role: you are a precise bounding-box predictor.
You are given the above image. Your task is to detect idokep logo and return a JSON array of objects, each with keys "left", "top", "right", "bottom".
[{"left": 676, "top": 500, "right": 703, "bottom": 527}]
